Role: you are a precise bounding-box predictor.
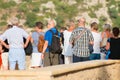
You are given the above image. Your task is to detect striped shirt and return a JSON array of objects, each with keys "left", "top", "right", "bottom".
[{"left": 69, "top": 27, "right": 94, "bottom": 57}]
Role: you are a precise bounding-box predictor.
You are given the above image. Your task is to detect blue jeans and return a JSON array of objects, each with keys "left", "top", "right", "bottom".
[
  {"left": 106, "top": 50, "right": 110, "bottom": 59},
  {"left": 9, "top": 48, "right": 25, "bottom": 70},
  {"left": 73, "top": 55, "right": 90, "bottom": 63},
  {"left": 89, "top": 53, "right": 100, "bottom": 60}
]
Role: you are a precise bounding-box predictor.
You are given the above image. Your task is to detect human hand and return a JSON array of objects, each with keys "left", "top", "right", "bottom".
[{"left": 41, "top": 53, "right": 44, "bottom": 60}]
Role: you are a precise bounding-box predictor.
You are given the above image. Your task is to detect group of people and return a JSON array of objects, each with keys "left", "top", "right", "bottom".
[{"left": 0, "top": 16, "right": 120, "bottom": 70}]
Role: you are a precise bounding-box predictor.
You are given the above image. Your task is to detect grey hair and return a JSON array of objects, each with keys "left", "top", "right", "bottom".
[
  {"left": 103, "top": 24, "right": 111, "bottom": 31},
  {"left": 66, "top": 20, "right": 75, "bottom": 28},
  {"left": 10, "top": 17, "right": 19, "bottom": 25},
  {"left": 48, "top": 19, "right": 57, "bottom": 26}
]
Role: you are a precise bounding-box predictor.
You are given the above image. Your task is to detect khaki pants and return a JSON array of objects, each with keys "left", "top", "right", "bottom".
[{"left": 43, "top": 52, "right": 59, "bottom": 67}]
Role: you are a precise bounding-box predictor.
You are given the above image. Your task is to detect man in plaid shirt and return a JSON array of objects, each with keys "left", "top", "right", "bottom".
[{"left": 69, "top": 17, "right": 94, "bottom": 62}]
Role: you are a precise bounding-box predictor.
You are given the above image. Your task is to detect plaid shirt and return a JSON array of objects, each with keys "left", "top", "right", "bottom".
[{"left": 69, "top": 27, "right": 94, "bottom": 57}]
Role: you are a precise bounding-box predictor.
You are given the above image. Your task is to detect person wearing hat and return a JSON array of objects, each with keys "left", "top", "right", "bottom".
[{"left": 0, "top": 17, "right": 30, "bottom": 70}]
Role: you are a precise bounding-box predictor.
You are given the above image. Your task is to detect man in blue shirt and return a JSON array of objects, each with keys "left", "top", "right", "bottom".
[{"left": 42, "top": 19, "right": 60, "bottom": 67}]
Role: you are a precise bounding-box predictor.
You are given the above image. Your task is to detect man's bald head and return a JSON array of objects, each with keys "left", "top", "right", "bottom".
[
  {"left": 47, "top": 19, "right": 56, "bottom": 28},
  {"left": 78, "top": 17, "right": 86, "bottom": 23},
  {"left": 77, "top": 17, "right": 86, "bottom": 27}
]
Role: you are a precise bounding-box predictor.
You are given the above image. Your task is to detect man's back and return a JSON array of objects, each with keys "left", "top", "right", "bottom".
[
  {"left": 69, "top": 27, "right": 94, "bottom": 57},
  {"left": 1, "top": 26, "right": 28, "bottom": 48}
]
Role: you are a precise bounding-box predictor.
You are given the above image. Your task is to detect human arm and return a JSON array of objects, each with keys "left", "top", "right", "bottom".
[
  {"left": 105, "top": 38, "right": 110, "bottom": 50},
  {"left": 69, "top": 31, "right": 75, "bottom": 44},
  {"left": 41, "top": 31, "right": 50, "bottom": 59},
  {"left": 0, "top": 31, "right": 9, "bottom": 49},
  {"left": 24, "top": 36, "right": 31, "bottom": 48},
  {"left": 88, "top": 30, "right": 94, "bottom": 45},
  {"left": 41, "top": 40, "right": 48, "bottom": 59},
  {"left": 0, "top": 43, "right": 4, "bottom": 53},
  {"left": 0, "top": 39, "right": 9, "bottom": 49}
]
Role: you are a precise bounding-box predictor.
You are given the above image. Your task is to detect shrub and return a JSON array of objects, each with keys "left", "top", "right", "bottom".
[
  {"left": 18, "top": 3, "right": 28, "bottom": 13},
  {"left": 99, "top": 16, "right": 107, "bottom": 31},
  {"left": 32, "top": 6, "right": 39, "bottom": 13},
  {"left": 1, "top": 13, "right": 8, "bottom": 20},
  {"left": 26, "top": 12, "right": 37, "bottom": 27},
  {"left": 22, "top": 0, "right": 32, "bottom": 3},
  {"left": 108, "top": 8, "right": 118, "bottom": 19},
  {"left": 88, "top": 8, "right": 97, "bottom": 18},
  {"left": 0, "top": 21, "right": 7, "bottom": 26},
  {"left": 0, "top": 1, "right": 16, "bottom": 9}
]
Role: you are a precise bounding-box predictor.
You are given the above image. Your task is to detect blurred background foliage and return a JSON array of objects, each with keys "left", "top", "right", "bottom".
[{"left": 0, "top": 0, "right": 119, "bottom": 31}]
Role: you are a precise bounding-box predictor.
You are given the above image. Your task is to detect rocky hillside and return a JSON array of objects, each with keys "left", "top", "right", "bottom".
[{"left": 0, "top": 0, "right": 120, "bottom": 31}]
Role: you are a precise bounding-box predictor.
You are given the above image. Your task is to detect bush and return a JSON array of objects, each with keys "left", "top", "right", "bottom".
[
  {"left": 108, "top": 8, "right": 118, "bottom": 19},
  {"left": 55, "top": 2, "right": 78, "bottom": 27},
  {"left": 88, "top": 8, "right": 97, "bottom": 18},
  {"left": 32, "top": 6, "right": 39, "bottom": 13},
  {"left": 92, "top": 4, "right": 103, "bottom": 11},
  {"left": 1, "top": 13, "right": 8, "bottom": 20},
  {"left": 18, "top": 3, "right": 28, "bottom": 13},
  {"left": 22, "top": 0, "right": 32, "bottom": 3},
  {"left": 112, "top": 17, "right": 120, "bottom": 27},
  {"left": 0, "top": 1, "right": 16, "bottom": 9},
  {"left": 0, "top": 22, "right": 7, "bottom": 26},
  {"left": 99, "top": 16, "right": 107, "bottom": 31},
  {"left": 26, "top": 12, "right": 37, "bottom": 27}
]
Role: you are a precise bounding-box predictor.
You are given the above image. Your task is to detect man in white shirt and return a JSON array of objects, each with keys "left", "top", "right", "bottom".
[{"left": 0, "top": 17, "right": 30, "bottom": 70}]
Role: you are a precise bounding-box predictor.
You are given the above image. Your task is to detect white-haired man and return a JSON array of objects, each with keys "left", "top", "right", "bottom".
[
  {"left": 42, "top": 19, "right": 61, "bottom": 67},
  {"left": 0, "top": 17, "right": 30, "bottom": 70}
]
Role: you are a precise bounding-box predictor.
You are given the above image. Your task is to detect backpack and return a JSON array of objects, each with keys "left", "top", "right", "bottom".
[
  {"left": 48, "top": 29, "right": 62, "bottom": 54},
  {"left": 24, "top": 38, "right": 33, "bottom": 56},
  {"left": 37, "top": 35, "right": 45, "bottom": 53}
]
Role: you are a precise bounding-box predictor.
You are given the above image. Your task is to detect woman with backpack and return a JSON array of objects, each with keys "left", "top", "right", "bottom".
[{"left": 30, "top": 21, "right": 44, "bottom": 69}]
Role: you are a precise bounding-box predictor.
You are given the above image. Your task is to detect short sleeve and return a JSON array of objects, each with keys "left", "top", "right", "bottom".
[
  {"left": 44, "top": 31, "right": 52, "bottom": 45},
  {"left": 21, "top": 29, "right": 29, "bottom": 39}
]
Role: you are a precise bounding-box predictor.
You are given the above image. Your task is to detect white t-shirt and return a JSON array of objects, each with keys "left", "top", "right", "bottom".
[
  {"left": 92, "top": 31, "right": 102, "bottom": 54},
  {"left": 62, "top": 30, "right": 73, "bottom": 56}
]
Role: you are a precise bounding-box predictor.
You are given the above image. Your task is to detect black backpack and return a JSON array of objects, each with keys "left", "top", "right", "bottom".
[{"left": 48, "top": 29, "right": 62, "bottom": 54}]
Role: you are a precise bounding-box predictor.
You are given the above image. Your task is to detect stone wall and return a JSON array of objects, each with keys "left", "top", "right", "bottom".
[{"left": 0, "top": 60, "right": 120, "bottom": 80}]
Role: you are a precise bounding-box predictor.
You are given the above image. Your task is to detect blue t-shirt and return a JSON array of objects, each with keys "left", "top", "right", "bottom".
[{"left": 44, "top": 27, "right": 60, "bottom": 52}]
